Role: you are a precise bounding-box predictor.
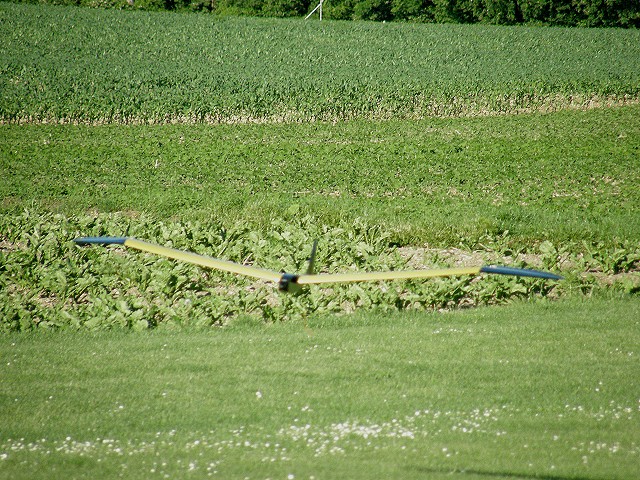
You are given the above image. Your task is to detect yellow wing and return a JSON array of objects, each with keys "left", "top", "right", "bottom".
[
  {"left": 74, "top": 236, "right": 562, "bottom": 293},
  {"left": 74, "top": 236, "right": 281, "bottom": 283},
  {"left": 297, "top": 267, "right": 482, "bottom": 284}
]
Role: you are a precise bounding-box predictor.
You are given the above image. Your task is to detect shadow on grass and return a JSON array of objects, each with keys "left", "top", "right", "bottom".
[{"left": 410, "top": 467, "right": 599, "bottom": 480}]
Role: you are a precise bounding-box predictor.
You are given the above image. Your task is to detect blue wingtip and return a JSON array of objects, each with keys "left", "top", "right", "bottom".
[
  {"left": 480, "top": 265, "right": 563, "bottom": 280},
  {"left": 74, "top": 237, "right": 127, "bottom": 246}
]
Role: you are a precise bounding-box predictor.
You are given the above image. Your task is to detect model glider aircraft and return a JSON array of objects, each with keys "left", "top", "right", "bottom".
[{"left": 74, "top": 236, "right": 562, "bottom": 293}]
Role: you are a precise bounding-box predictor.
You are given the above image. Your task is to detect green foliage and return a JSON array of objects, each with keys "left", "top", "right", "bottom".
[
  {"left": 262, "top": 0, "right": 311, "bottom": 16},
  {"left": 2, "top": 211, "right": 637, "bottom": 331},
  {"left": 390, "top": 0, "right": 433, "bottom": 21},
  {"left": 14, "top": 0, "right": 197, "bottom": 10},
  {"left": 3, "top": 106, "right": 639, "bottom": 246},
  {"left": 2, "top": 4, "right": 639, "bottom": 332},
  {"left": 9, "top": 0, "right": 639, "bottom": 26},
  {"left": 516, "top": 0, "right": 640, "bottom": 27},
  {"left": 352, "top": 0, "right": 393, "bottom": 21},
  {"left": 2, "top": 3, "right": 640, "bottom": 124},
  {"left": 214, "top": 0, "right": 310, "bottom": 16}
]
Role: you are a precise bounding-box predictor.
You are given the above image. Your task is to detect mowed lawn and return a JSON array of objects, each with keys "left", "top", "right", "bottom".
[{"left": 1, "top": 297, "right": 639, "bottom": 479}]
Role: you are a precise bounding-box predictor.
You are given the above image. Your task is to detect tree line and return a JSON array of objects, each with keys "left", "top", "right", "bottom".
[{"left": 15, "top": 0, "right": 640, "bottom": 27}]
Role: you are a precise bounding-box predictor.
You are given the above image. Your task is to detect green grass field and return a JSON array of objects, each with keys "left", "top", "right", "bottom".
[
  {"left": 2, "top": 298, "right": 639, "bottom": 479},
  {"left": 1, "top": 2, "right": 639, "bottom": 478},
  {"left": 2, "top": 106, "right": 639, "bottom": 245},
  {"left": 2, "top": 2, "right": 640, "bottom": 123}
]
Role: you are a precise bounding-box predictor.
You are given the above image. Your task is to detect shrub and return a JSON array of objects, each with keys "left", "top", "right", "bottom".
[
  {"left": 8, "top": 0, "right": 640, "bottom": 26},
  {"left": 353, "top": 0, "right": 393, "bottom": 21}
]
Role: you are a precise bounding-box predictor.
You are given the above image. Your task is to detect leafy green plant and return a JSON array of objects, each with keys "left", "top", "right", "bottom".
[
  {"left": 581, "top": 241, "right": 640, "bottom": 274},
  {"left": 11, "top": 0, "right": 640, "bottom": 26},
  {"left": 3, "top": 106, "right": 640, "bottom": 246},
  {"left": 4, "top": 211, "right": 637, "bottom": 332},
  {"left": 2, "top": 3, "right": 639, "bottom": 124}
]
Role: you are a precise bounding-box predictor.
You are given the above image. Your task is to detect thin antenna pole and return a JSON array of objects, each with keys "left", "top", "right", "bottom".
[{"left": 305, "top": 0, "right": 323, "bottom": 20}]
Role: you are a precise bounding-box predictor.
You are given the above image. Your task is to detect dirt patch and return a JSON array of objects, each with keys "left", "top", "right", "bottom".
[
  {"left": 0, "top": 239, "right": 23, "bottom": 253},
  {"left": 396, "top": 246, "right": 544, "bottom": 269}
]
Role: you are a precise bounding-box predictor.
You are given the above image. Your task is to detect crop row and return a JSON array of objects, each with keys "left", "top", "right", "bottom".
[
  {"left": 3, "top": 106, "right": 640, "bottom": 246},
  {"left": 1, "top": 211, "right": 638, "bottom": 331},
  {"left": 2, "top": 3, "right": 640, "bottom": 123}
]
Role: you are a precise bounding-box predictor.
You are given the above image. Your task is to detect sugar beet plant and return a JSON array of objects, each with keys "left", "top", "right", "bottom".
[
  {"left": 2, "top": 211, "right": 637, "bottom": 332},
  {"left": 0, "top": 211, "right": 565, "bottom": 331},
  {"left": 2, "top": 3, "right": 640, "bottom": 124}
]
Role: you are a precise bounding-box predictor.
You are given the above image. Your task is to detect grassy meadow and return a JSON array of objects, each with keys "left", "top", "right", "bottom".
[
  {"left": 1, "top": 2, "right": 639, "bottom": 479},
  {"left": 2, "top": 299, "right": 639, "bottom": 479}
]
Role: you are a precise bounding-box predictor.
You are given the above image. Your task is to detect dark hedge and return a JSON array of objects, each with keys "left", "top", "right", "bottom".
[{"left": 10, "top": 0, "right": 640, "bottom": 27}]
